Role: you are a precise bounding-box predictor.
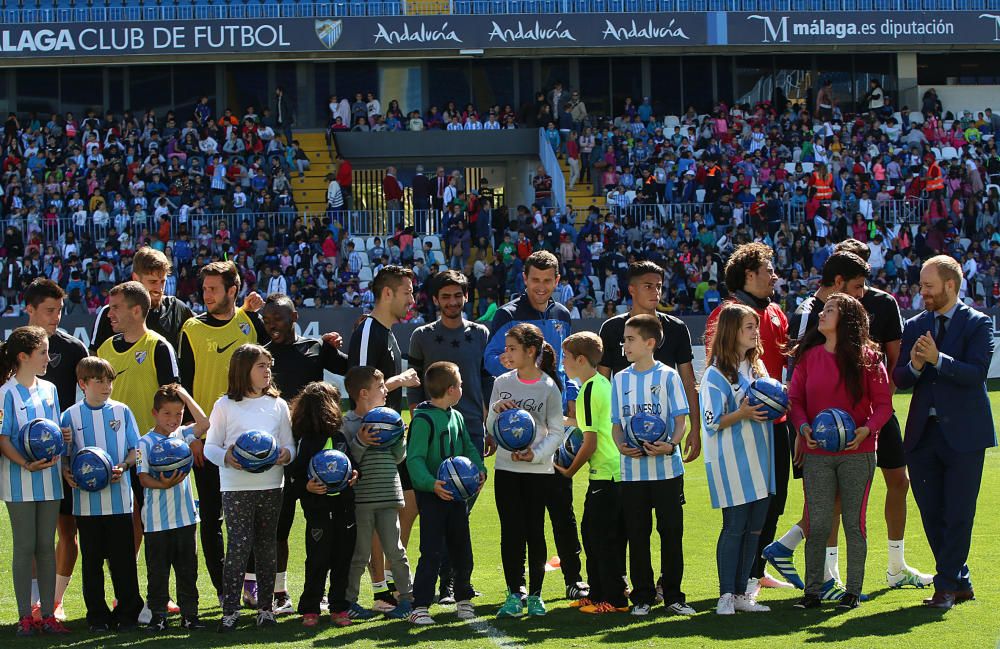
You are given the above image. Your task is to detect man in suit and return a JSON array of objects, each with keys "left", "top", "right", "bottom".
[{"left": 893, "top": 255, "right": 996, "bottom": 610}]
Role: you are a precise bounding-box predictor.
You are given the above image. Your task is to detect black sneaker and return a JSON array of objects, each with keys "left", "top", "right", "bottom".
[
  {"left": 794, "top": 594, "right": 822, "bottom": 609},
  {"left": 256, "top": 610, "right": 277, "bottom": 627},
  {"left": 566, "top": 582, "right": 591, "bottom": 600},
  {"left": 217, "top": 612, "right": 239, "bottom": 633},
  {"left": 144, "top": 614, "right": 168, "bottom": 632},
  {"left": 438, "top": 582, "right": 456, "bottom": 606},
  {"left": 837, "top": 593, "right": 861, "bottom": 609},
  {"left": 116, "top": 623, "right": 138, "bottom": 633},
  {"left": 180, "top": 615, "right": 206, "bottom": 630},
  {"left": 89, "top": 623, "right": 111, "bottom": 633}
]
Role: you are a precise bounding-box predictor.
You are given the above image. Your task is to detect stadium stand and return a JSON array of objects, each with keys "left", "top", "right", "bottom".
[{"left": 1, "top": 80, "right": 998, "bottom": 325}]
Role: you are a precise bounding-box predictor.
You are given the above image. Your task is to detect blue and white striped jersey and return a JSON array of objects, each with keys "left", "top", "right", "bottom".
[
  {"left": 610, "top": 362, "right": 689, "bottom": 482},
  {"left": 0, "top": 377, "right": 63, "bottom": 503},
  {"left": 136, "top": 426, "right": 199, "bottom": 533},
  {"left": 61, "top": 399, "right": 139, "bottom": 516},
  {"left": 700, "top": 364, "right": 775, "bottom": 509}
]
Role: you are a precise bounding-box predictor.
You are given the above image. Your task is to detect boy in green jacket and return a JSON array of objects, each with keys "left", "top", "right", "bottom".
[{"left": 405, "top": 361, "right": 487, "bottom": 625}]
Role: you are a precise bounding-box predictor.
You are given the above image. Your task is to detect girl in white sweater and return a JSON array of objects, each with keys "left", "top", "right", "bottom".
[
  {"left": 205, "top": 344, "right": 295, "bottom": 632},
  {"left": 485, "top": 323, "right": 565, "bottom": 619}
]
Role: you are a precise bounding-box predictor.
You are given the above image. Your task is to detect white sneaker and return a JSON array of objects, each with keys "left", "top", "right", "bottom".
[
  {"left": 716, "top": 593, "right": 735, "bottom": 615},
  {"left": 667, "top": 601, "right": 696, "bottom": 616},
  {"left": 734, "top": 594, "right": 771, "bottom": 612},
  {"left": 53, "top": 601, "right": 66, "bottom": 622},
  {"left": 887, "top": 566, "right": 934, "bottom": 588},
  {"left": 631, "top": 604, "right": 651, "bottom": 616},
  {"left": 408, "top": 606, "right": 435, "bottom": 625},
  {"left": 273, "top": 594, "right": 295, "bottom": 615},
  {"left": 138, "top": 604, "right": 153, "bottom": 624},
  {"left": 746, "top": 578, "right": 761, "bottom": 599},
  {"left": 456, "top": 600, "right": 476, "bottom": 620}
]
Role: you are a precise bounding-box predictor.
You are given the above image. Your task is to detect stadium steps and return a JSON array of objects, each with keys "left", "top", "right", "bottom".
[
  {"left": 557, "top": 157, "right": 599, "bottom": 226},
  {"left": 294, "top": 131, "right": 337, "bottom": 216},
  {"left": 404, "top": 0, "right": 452, "bottom": 14}
]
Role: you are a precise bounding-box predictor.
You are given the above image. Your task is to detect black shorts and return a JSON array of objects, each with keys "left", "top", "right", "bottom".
[
  {"left": 277, "top": 470, "right": 298, "bottom": 542},
  {"left": 398, "top": 460, "right": 413, "bottom": 492},
  {"left": 59, "top": 477, "right": 74, "bottom": 516},
  {"left": 131, "top": 466, "right": 144, "bottom": 511},
  {"left": 876, "top": 413, "right": 906, "bottom": 470}
]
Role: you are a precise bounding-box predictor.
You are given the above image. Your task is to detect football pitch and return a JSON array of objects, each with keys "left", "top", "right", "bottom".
[{"left": 1, "top": 391, "right": 998, "bottom": 649}]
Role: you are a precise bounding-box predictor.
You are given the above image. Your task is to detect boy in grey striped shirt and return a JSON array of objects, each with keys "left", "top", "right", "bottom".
[{"left": 342, "top": 367, "right": 414, "bottom": 620}]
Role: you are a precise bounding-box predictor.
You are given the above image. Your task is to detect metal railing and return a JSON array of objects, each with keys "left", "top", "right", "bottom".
[
  {"left": 570, "top": 197, "right": 934, "bottom": 231},
  {"left": 3, "top": 0, "right": 999, "bottom": 24},
  {"left": 8, "top": 198, "right": 936, "bottom": 252}
]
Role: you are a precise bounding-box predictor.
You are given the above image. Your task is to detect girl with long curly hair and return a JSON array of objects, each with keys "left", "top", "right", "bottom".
[{"left": 788, "top": 293, "right": 893, "bottom": 610}]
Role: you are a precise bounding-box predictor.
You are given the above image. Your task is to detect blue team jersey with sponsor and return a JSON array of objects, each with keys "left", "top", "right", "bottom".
[
  {"left": 611, "top": 361, "right": 689, "bottom": 481},
  {"left": 136, "top": 426, "right": 200, "bottom": 533},
  {"left": 700, "top": 364, "right": 775, "bottom": 509},
  {"left": 62, "top": 399, "right": 139, "bottom": 516},
  {"left": 0, "top": 377, "right": 63, "bottom": 503}
]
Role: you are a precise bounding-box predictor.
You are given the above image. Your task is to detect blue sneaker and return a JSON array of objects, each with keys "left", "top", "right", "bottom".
[
  {"left": 348, "top": 602, "right": 377, "bottom": 621},
  {"left": 385, "top": 599, "right": 413, "bottom": 620},
  {"left": 762, "top": 542, "right": 805, "bottom": 590}
]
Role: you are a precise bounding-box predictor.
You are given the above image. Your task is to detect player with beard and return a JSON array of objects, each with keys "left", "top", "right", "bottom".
[
  {"left": 407, "top": 270, "right": 490, "bottom": 603},
  {"left": 834, "top": 239, "right": 933, "bottom": 587},
  {"left": 178, "top": 261, "right": 269, "bottom": 607},
  {"left": 347, "top": 265, "right": 421, "bottom": 612},
  {"left": 91, "top": 247, "right": 263, "bottom": 352},
  {"left": 260, "top": 294, "right": 349, "bottom": 613},
  {"left": 23, "top": 279, "right": 88, "bottom": 622}
]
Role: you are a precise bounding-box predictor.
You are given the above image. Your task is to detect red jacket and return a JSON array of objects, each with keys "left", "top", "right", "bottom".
[{"left": 382, "top": 173, "right": 403, "bottom": 201}]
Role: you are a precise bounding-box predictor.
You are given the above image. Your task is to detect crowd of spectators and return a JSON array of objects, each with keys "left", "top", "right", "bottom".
[{"left": 2, "top": 80, "right": 1000, "bottom": 322}]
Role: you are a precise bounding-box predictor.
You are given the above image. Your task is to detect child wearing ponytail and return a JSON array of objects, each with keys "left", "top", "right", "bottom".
[
  {"left": 0, "top": 326, "right": 70, "bottom": 636},
  {"left": 485, "top": 323, "right": 565, "bottom": 619}
]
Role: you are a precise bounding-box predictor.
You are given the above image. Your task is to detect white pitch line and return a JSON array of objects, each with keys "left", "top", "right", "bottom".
[{"left": 464, "top": 616, "right": 525, "bottom": 649}]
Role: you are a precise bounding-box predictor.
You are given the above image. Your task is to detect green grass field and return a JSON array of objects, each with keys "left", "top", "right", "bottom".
[{"left": 1, "top": 392, "right": 998, "bottom": 648}]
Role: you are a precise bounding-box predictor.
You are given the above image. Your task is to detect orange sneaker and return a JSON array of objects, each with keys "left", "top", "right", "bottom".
[
  {"left": 330, "top": 611, "right": 352, "bottom": 627},
  {"left": 569, "top": 598, "right": 593, "bottom": 609}
]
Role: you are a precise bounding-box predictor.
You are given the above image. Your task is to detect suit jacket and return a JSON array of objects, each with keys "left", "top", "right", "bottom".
[{"left": 893, "top": 302, "right": 996, "bottom": 453}]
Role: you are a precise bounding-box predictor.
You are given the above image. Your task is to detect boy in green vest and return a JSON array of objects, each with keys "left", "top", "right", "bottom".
[{"left": 406, "top": 361, "right": 487, "bottom": 625}]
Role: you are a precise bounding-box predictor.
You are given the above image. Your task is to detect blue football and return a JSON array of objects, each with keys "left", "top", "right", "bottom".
[
  {"left": 308, "top": 449, "right": 352, "bottom": 493},
  {"left": 626, "top": 412, "right": 668, "bottom": 450},
  {"left": 233, "top": 430, "right": 279, "bottom": 473},
  {"left": 20, "top": 418, "right": 64, "bottom": 463},
  {"left": 554, "top": 426, "right": 584, "bottom": 469},
  {"left": 747, "top": 377, "right": 789, "bottom": 421},
  {"left": 148, "top": 437, "right": 193, "bottom": 479},
  {"left": 811, "top": 408, "right": 857, "bottom": 452},
  {"left": 363, "top": 407, "right": 406, "bottom": 448},
  {"left": 493, "top": 408, "right": 535, "bottom": 452},
  {"left": 437, "top": 456, "right": 481, "bottom": 501},
  {"left": 72, "top": 446, "right": 114, "bottom": 492}
]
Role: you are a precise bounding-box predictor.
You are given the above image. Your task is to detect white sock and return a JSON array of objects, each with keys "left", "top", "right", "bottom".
[
  {"left": 372, "top": 580, "right": 387, "bottom": 592},
  {"left": 31, "top": 579, "right": 39, "bottom": 605},
  {"left": 887, "top": 539, "right": 905, "bottom": 574},
  {"left": 824, "top": 547, "right": 840, "bottom": 583},
  {"left": 778, "top": 525, "right": 805, "bottom": 551},
  {"left": 244, "top": 573, "right": 256, "bottom": 584},
  {"left": 54, "top": 575, "right": 71, "bottom": 604},
  {"left": 275, "top": 572, "right": 287, "bottom": 593}
]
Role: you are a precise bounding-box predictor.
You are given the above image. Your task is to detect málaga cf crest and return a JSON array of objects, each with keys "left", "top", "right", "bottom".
[{"left": 316, "top": 19, "right": 343, "bottom": 49}]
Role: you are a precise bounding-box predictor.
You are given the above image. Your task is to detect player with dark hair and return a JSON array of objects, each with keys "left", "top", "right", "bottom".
[{"left": 347, "top": 265, "right": 421, "bottom": 612}]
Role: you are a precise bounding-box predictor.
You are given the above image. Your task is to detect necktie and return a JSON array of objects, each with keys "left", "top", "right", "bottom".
[{"left": 934, "top": 314, "right": 947, "bottom": 346}]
